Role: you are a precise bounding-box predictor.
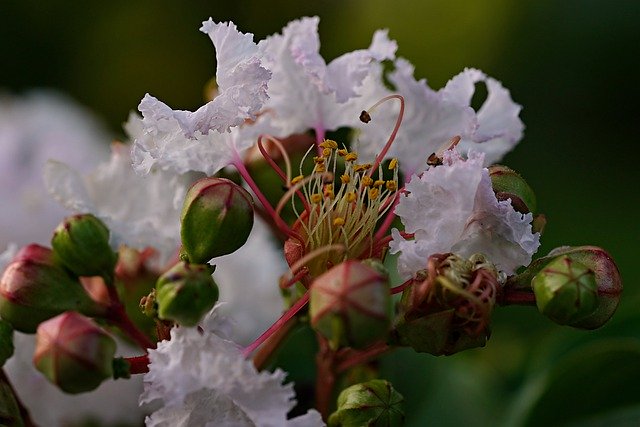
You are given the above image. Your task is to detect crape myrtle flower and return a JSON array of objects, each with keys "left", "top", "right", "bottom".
[
  {"left": 258, "top": 16, "right": 397, "bottom": 137},
  {"left": 390, "top": 149, "right": 539, "bottom": 279},
  {"left": 355, "top": 61, "right": 524, "bottom": 175},
  {"left": 0, "top": 91, "right": 109, "bottom": 249},
  {"left": 141, "top": 304, "right": 324, "bottom": 427},
  {"left": 44, "top": 142, "right": 193, "bottom": 264}
]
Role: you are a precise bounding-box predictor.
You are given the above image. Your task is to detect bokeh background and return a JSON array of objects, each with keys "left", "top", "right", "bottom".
[{"left": 1, "top": 1, "right": 639, "bottom": 426}]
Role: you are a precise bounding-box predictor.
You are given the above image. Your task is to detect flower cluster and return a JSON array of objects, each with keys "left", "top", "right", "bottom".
[{"left": 0, "top": 16, "right": 621, "bottom": 427}]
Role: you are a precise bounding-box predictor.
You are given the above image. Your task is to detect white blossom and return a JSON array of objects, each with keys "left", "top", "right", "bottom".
[
  {"left": 0, "top": 244, "right": 17, "bottom": 273},
  {"left": 0, "top": 91, "right": 109, "bottom": 250},
  {"left": 132, "top": 20, "right": 272, "bottom": 176},
  {"left": 44, "top": 142, "right": 194, "bottom": 264},
  {"left": 259, "top": 16, "right": 396, "bottom": 136},
  {"left": 390, "top": 149, "right": 539, "bottom": 279},
  {"left": 141, "top": 305, "right": 324, "bottom": 427},
  {"left": 355, "top": 63, "right": 524, "bottom": 175}
]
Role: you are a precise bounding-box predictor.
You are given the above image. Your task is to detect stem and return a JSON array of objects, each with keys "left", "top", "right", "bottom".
[
  {"left": 390, "top": 278, "right": 414, "bottom": 295},
  {"left": 315, "top": 335, "right": 337, "bottom": 420},
  {"left": 315, "top": 125, "right": 326, "bottom": 156},
  {"left": 125, "top": 355, "right": 150, "bottom": 375},
  {"left": 336, "top": 342, "right": 391, "bottom": 373},
  {"left": 242, "top": 292, "right": 310, "bottom": 358},
  {"left": 104, "top": 277, "right": 155, "bottom": 349},
  {"left": 253, "top": 317, "right": 298, "bottom": 371},
  {"left": 1, "top": 369, "right": 38, "bottom": 427},
  {"left": 497, "top": 289, "right": 537, "bottom": 305},
  {"left": 374, "top": 193, "right": 400, "bottom": 241},
  {"left": 366, "top": 95, "right": 405, "bottom": 176}
]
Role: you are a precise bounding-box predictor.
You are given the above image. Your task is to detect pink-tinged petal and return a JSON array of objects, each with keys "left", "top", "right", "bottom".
[{"left": 441, "top": 68, "right": 524, "bottom": 165}]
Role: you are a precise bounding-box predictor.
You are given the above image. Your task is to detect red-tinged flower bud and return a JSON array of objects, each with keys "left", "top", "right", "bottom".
[
  {"left": 310, "top": 260, "right": 390, "bottom": 350},
  {"left": 0, "top": 245, "right": 107, "bottom": 333},
  {"left": 34, "top": 312, "right": 116, "bottom": 394},
  {"left": 0, "top": 320, "right": 13, "bottom": 367},
  {"left": 155, "top": 262, "right": 218, "bottom": 327},
  {"left": 489, "top": 165, "right": 537, "bottom": 214},
  {"left": 394, "top": 253, "right": 499, "bottom": 356},
  {"left": 530, "top": 246, "right": 622, "bottom": 329},
  {"left": 328, "top": 379, "right": 404, "bottom": 427},
  {"left": 180, "top": 177, "right": 254, "bottom": 264},
  {"left": 51, "top": 214, "right": 118, "bottom": 280}
]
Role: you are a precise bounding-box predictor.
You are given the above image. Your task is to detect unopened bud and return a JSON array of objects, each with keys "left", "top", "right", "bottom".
[
  {"left": 0, "top": 245, "right": 107, "bottom": 332},
  {"left": 180, "top": 177, "right": 254, "bottom": 264},
  {"left": 328, "top": 379, "right": 404, "bottom": 427},
  {"left": 310, "top": 260, "right": 390, "bottom": 349},
  {"left": 34, "top": 312, "right": 116, "bottom": 394},
  {"left": 531, "top": 246, "right": 621, "bottom": 329},
  {"left": 52, "top": 214, "right": 118, "bottom": 279},
  {"left": 489, "top": 165, "right": 537, "bottom": 214},
  {"left": 394, "top": 253, "right": 499, "bottom": 356},
  {"left": 155, "top": 262, "right": 218, "bottom": 326},
  {"left": 0, "top": 320, "right": 13, "bottom": 367}
]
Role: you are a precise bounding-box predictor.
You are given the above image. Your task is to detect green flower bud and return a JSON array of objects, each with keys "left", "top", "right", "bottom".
[
  {"left": 0, "top": 375, "right": 24, "bottom": 427},
  {"left": 155, "top": 262, "right": 218, "bottom": 326},
  {"left": 310, "top": 260, "right": 390, "bottom": 350},
  {"left": 0, "top": 245, "right": 107, "bottom": 332},
  {"left": 489, "top": 165, "right": 537, "bottom": 213},
  {"left": 51, "top": 214, "right": 118, "bottom": 280},
  {"left": 394, "top": 253, "right": 499, "bottom": 356},
  {"left": 328, "top": 379, "right": 404, "bottom": 427},
  {"left": 533, "top": 255, "right": 597, "bottom": 325},
  {"left": 180, "top": 177, "right": 254, "bottom": 264},
  {"left": 0, "top": 320, "right": 13, "bottom": 367},
  {"left": 530, "top": 246, "right": 622, "bottom": 329},
  {"left": 34, "top": 312, "right": 116, "bottom": 394}
]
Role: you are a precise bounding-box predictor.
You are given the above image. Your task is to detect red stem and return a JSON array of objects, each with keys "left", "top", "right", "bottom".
[
  {"left": 390, "top": 278, "right": 414, "bottom": 295},
  {"left": 336, "top": 342, "right": 391, "bottom": 373},
  {"left": 498, "top": 289, "right": 537, "bottom": 305},
  {"left": 368, "top": 95, "right": 405, "bottom": 176},
  {"left": 105, "top": 280, "right": 155, "bottom": 349},
  {"left": 125, "top": 355, "right": 150, "bottom": 375}
]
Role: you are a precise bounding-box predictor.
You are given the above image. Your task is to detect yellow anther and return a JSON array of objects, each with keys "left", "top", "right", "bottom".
[
  {"left": 337, "top": 149, "right": 348, "bottom": 157},
  {"left": 313, "top": 156, "right": 325, "bottom": 164},
  {"left": 345, "top": 152, "right": 358, "bottom": 162},
  {"left": 291, "top": 175, "right": 304, "bottom": 185},
  {"left": 368, "top": 188, "right": 379, "bottom": 200},
  {"left": 310, "top": 193, "right": 323, "bottom": 204},
  {"left": 320, "top": 139, "right": 338, "bottom": 149},
  {"left": 346, "top": 192, "right": 357, "bottom": 202},
  {"left": 324, "top": 183, "right": 333, "bottom": 192},
  {"left": 354, "top": 163, "right": 372, "bottom": 173},
  {"left": 388, "top": 158, "right": 398, "bottom": 170},
  {"left": 322, "top": 148, "right": 331, "bottom": 157},
  {"left": 386, "top": 180, "right": 397, "bottom": 191},
  {"left": 333, "top": 217, "right": 345, "bottom": 227},
  {"left": 315, "top": 165, "right": 326, "bottom": 173},
  {"left": 373, "top": 179, "right": 385, "bottom": 188},
  {"left": 324, "top": 190, "right": 335, "bottom": 200},
  {"left": 361, "top": 176, "right": 374, "bottom": 187},
  {"left": 340, "top": 174, "right": 350, "bottom": 184}
]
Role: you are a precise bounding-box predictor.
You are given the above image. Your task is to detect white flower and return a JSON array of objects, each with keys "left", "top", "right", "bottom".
[
  {"left": 132, "top": 20, "right": 272, "bottom": 176},
  {"left": 0, "top": 244, "right": 17, "bottom": 273},
  {"left": 213, "top": 218, "right": 287, "bottom": 345},
  {"left": 141, "top": 305, "right": 324, "bottom": 427},
  {"left": 0, "top": 90, "right": 109, "bottom": 250},
  {"left": 355, "top": 62, "right": 523, "bottom": 175},
  {"left": 44, "top": 143, "right": 193, "bottom": 264},
  {"left": 259, "top": 16, "right": 396, "bottom": 136},
  {"left": 390, "top": 149, "right": 539, "bottom": 279}
]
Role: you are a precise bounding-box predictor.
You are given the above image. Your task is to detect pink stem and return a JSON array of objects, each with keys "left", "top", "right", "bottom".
[
  {"left": 368, "top": 94, "right": 405, "bottom": 176},
  {"left": 243, "top": 292, "right": 310, "bottom": 358},
  {"left": 374, "top": 193, "right": 401, "bottom": 241},
  {"left": 390, "top": 278, "right": 414, "bottom": 295},
  {"left": 125, "top": 355, "right": 150, "bottom": 374}
]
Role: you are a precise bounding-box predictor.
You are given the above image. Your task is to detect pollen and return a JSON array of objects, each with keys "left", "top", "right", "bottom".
[
  {"left": 386, "top": 180, "right": 397, "bottom": 191},
  {"left": 346, "top": 192, "right": 357, "bottom": 202},
  {"left": 337, "top": 149, "right": 348, "bottom": 157},
  {"left": 345, "top": 152, "right": 358, "bottom": 162},
  {"left": 322, "top": 148, "right": 332, "bottom": 157},
  {"left": 313, "top": 156, "right": 325, "bottom": 164},
  {"left": 354, "top": 163, "right": 372, "bottom": 173},
  {"left": 340, "top": 174, "right": 350, "bottom": 184},
  {"left": 320, "top": 139, "right": 338, "bottom": 149},
  {"left": 291, "top": 175, "right": 304, "bottom": 185},
  {"left": 361, "top": 176, "right": 374, "bottom": 187},
  {"left": 368, "top": 188, "right": 379, "bottom": 200},
  {"left": 333, "top": 217, "right": 345, "bottom": 227},
  {"left": 388, "top": 158, "right": 398, "bottom": 170},
  {"left": 310, "top": 193, "right": 323, "bottom": 204},
  {"left": 373, "top": 179, "right": 385, "bottom": 188}
]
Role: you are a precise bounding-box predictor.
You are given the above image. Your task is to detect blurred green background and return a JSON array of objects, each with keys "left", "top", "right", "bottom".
[{"left": 2, "top": 1, "right": 639, "bottom": 425}]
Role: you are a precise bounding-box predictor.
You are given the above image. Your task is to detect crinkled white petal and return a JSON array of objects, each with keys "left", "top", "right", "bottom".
[
  {"left": 141, "top": 305, "right": 323, "bottom": 427},
  {"left": 441, "top": 68, "right": 524, "bottom": 165},
  {"left": 391, "top": 150, "right": 539, "bottom": 278},
  {"left": 259, "top": 16, "right": 395, "bottom": 135},
  {"left": 0, "top": 90, "right": 110, "bottom": 248},
  {"left": 133, "top": 20, "right": 271, "bottom": 175},
  {"left": 5, "top": 332, "right": 144, "bottom": 426},
  {"left": 355, "top": 58, "right": 477, "bottom": 176},
  {"left": 213, "top": 219, "right": 286, "bottom": 345},
  {"left": 45, "top": 143, "right": 193, "bottom": 264}
]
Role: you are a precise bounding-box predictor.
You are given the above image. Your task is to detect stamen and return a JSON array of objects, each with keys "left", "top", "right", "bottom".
[
  {"left": 333, "top": 217, "right": 345, "bottom": 227},
  {"left": 291, "top": 175, "right": 304, "bottom": 185},
  {"left": 340, "top": 174, "right": 350, "bottom": 184},
  {"left": 345, "top": 152, "right": 358, "bottom": 162}
]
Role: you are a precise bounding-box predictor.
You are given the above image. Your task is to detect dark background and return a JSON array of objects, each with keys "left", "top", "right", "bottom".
[{"left": 2, "top": 1, "right": 639, "bottom": 425}]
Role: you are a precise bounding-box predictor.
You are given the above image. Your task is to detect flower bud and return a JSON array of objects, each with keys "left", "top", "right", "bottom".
[
  {"left": 531, "top": 246, "right": 621, "bottom": 329},
  {"left": 0, "top": 245, "right": 107, "bottom": 332},
  {"left": 155, "top": 261, "right": 218, "bottom": 326},
  {"left": 310, "top": 260, "right": 390, "bottom": 349},
  {"left": 328, "top": 379, "right": 404, "bottom": 427},
  {"left": 180, "top": 177, "right": 254, "bottom": 264},
  {"left": 489, "top": 165, "right": 537, "bottom": 214},
  {"left": 51, "top": 214, "right": 118, "bottom": 279},
  {"left": 34, "top": 312, "right": 116, "bottom": 394},
  {"left": 394, "top": 253, "right": 499, "bottom": 356},
  {"left": 0, "top": 320, "right": 13, "bottom": 367}
]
